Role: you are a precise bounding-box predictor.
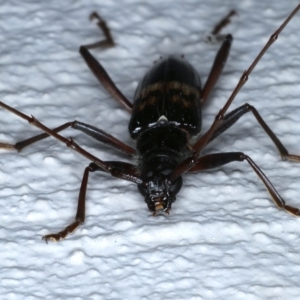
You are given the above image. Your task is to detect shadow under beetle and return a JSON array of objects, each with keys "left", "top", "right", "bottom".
[{"left": 1, "top": 6, "right": 300, "bottom": 242}]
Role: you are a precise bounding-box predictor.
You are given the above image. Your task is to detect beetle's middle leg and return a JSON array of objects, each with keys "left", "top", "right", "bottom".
[
  {"left": 205, "top": 103, "right": 300, "bottom": 162},
  {"left": 0, "top": 103, "right": 141, "bottom": 182},
  {"left": 0, "top": 101, "right": 135, "bottom": 156},
  {"left": 201, "top": 34, "right": 232, "bottom": 104}
]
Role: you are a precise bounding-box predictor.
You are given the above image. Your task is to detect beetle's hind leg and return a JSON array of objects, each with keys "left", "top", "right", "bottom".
[
  {"left": 0, "top": 122, "right": 73, "bottom": 152},
  {"left": 79, "top": 46, "right": 133, "bottom": 113},
  {"left": 0, "top": 102, "right": 135, "bottom": 155},
  {"left": 78, "top": 11, "right": 133, "bottom": 113},
  {"left": 83, "top": 12, "right": 115, "bottom": 49},
  {"left": 211, "top": 10, "right": 236, "bottom": 38},
  {"left": 201, "top": 34, "right": 232, "bottom": 104},
  {"left": 205, "top": 10, "right": 236, "bottom": 43},
  {"left": 200, "top": 10, "right": 236, "bottom": 104}
]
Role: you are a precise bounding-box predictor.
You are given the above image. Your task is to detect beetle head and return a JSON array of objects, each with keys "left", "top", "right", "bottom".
[{"left": 138, "top": 167, "right": 182, "bottom": 215}]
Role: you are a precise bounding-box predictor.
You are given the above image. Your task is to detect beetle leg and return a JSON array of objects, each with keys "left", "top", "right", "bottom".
[
  {"left": 169, "top": 5, "right": 300, "bottom": 181},
  {"left": 80, "top": 46, "right": 133, "bottom": 113},
  {"left": 194, "top": 5, "right": 300, "bottom": 155},
  {"left": 79, "top": 11, "right": 133, "bottom": 112},
  {"left": 82, "top": 12, "right": 114, "bottom": 49},
  {"left": 42, "top": 163, "right": 96, "bottom": 242},
  {"left": 29, "top": 116, "right": 142, "bottom": 184},
  {"left": 188, "top": 152, "right": 300, "bottom": 216},
  {"left": 0, "top": 120, "right": 135, "bottom": 156},
  {"left": 0, "top": 121, "right": 73, "bottom": 151},
  {"left": 201, "top": 10, "right": 236, "bottom": 103},
  {"left": 43, "top": 161, "right": 139, "bottom": 242},
  {"left": 189, "top": 152, "right": 243, "bottom": 172},
  {"left": 211, "top": 10, "right": 236, "bottom": 36},
  {"left": 73, "top": 121, "right": 136, "bottom": 156},
  {"left": 0, "top": 101, "right": 141, "bottom": 182},
  {"left": 201, "top": 34, "right": 233, "bottom": 104},
  {"left": 0, "top": 102, "right": 135, "bottom": 155},
  {"left": 205, "top": 103, "right": 300, "bottom": 162}
]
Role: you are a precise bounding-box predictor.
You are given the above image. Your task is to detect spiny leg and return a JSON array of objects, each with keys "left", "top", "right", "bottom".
[
  {"left": 206, "top": 103, "right": 300, "bottom": 162},
  {"left": 30, "top": 118, "right": 141, "bottom": 183},
  {"left": 0, "top": 102, "right": 135, "bottom": 155},
  {"left": 188, "top": 152, "right": 300, "bottom": 216}
]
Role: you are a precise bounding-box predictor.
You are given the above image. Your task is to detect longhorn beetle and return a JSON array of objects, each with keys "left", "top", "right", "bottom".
[{"left": 0, "top": 6, "right": 300, "bottom": 242}]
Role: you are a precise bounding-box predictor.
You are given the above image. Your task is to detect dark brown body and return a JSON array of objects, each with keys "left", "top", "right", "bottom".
[
  {"left": 129, "top": 56, "right": 202, "bottom": 139},
  {"left": 128, "top": 56, "right": 204, "bottom": 212}
]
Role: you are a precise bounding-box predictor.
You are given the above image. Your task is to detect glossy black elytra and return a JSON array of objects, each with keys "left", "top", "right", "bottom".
[{"left": 0, "top": 7, "right": 300, "bottom": 242}]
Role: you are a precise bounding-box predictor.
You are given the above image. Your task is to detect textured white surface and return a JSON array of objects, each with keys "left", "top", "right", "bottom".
[{"left": 1, "top": 1, "right": 300, "bottom": 299}]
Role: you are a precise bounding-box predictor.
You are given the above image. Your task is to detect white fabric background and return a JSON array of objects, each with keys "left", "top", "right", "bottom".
[{"left": 1, "top": 1, "right": 300, "bottom": 299}]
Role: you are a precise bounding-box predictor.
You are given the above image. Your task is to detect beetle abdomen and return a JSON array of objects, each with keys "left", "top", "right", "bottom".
[{"left": 128, "top": 56, "right": 202, "bottom": 139}]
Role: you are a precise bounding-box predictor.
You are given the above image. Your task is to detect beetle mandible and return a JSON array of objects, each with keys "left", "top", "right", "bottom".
[{"left": 0, "top": 6, "right": 300, "bottom": 242}]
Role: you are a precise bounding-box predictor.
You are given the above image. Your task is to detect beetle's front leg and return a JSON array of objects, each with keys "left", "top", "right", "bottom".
[
  {"left": 43, "top": 161, "right": 140, "bottom": 242},
  {"left": 42, "top": 163, "right": 96, "bottom": 242},
  {"left": 206, "top": 103, "right": 300, "bottom": 162}
]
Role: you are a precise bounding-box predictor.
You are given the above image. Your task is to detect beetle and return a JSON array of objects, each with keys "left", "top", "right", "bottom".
[{"left": 0, "top": 6, "right": 300, "bottom": 242}]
